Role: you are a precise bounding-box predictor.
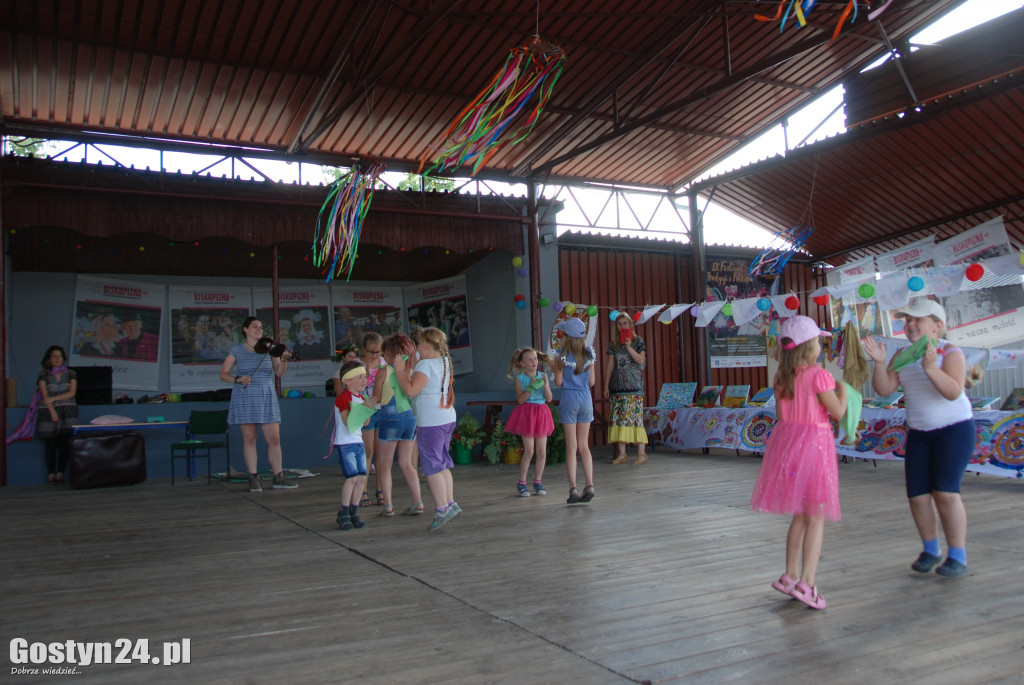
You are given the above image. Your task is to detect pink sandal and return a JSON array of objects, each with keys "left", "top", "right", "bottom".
[
  {"left": 791, "top": 580, "right": 827, "bottom": 610},
  {"left": 771, "top": 573, "right": 798, "bottom": 597}
]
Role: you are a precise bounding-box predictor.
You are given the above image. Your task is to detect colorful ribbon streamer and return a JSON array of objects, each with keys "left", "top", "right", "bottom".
[
  {"left": 419, "top": 36, "right": 567, "bottom": 176},
  {"left": 312, "top": 160, "right": 385, "bottom": 283},
  {"left": 755, "top": 0, "right": 884, "bottom": 40}
]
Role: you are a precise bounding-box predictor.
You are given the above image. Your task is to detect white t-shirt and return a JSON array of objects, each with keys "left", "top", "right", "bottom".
[
  {"left": 333, "top": 391, "right": 366, "bottom": 445},
  {"left": 412, "top": 357, "right": 457, "bottom": 427}
]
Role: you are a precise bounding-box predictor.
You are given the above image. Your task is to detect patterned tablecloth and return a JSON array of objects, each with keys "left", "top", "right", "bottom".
[{"left": 642, "top": 406, "right": 1024, "bottom": 479}]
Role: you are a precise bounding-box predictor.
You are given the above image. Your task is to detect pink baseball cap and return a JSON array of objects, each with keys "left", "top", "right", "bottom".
[{"left": 780, "top": 315, "right": 831, "bottom": 350}]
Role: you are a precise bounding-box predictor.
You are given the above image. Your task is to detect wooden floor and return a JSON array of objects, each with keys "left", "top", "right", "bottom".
[{"left": 2, "top": 447, "right": 1023, "bottom": 684}]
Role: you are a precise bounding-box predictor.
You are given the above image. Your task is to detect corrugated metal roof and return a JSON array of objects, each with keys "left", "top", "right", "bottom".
[
  {"left": 693, "top": 9, "right": 1024, "bottom": 264},
  {"left": 1, "top": 0, "right": 958, "bottom": 190}
]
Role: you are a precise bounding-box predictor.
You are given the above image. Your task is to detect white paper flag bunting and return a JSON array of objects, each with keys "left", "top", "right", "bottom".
[
  {"left": 874, "top": 273, "right": 911, "bottom": 311},
  {"left": 824, "top": 283, "right": 860, "bottom": 299},
  {"left": 986, "top": 349, "right": 1024, "bottom": 370},
  {"left": 929, "top": 265, "right": 966, "bottom": 297},
  {"left": 637, "top": 304, "right": 667, "bottom": 324},
  {"left": 694, "top": 301, "right": 725, "bottom": 328},
  {"left": 657, "top": 304, "right": 692, "bottom": 323},
  {"left": 770, "top": 294, "right": 800, "bottom": 318},
  {"left": 984, "top": 254, "right": 1024, "bottom": 277},
  {"left": 731, "top": 297, "right": 763, "bottom": 326}
]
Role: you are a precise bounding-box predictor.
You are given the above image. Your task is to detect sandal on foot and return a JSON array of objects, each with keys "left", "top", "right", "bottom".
[
  {"left": 379, "top": 505, "right": 395, "bottom": 517},
  {"left": 791, "top": 581, "right": 827, "bottom": 610},
  {"left": 771, "top": 573, "right": 798, "bottom": 597},
  {"left": 566, "top": 487, "right": 580, "bottom": 504},
  {"left": 579, "top": 485, "right": 595, "bottom": 503},
  {"left": 402, "top": 502, "right": 424, "bottom": 516},
  {"left": 375, "top": 489, "right": 385, "bottom": 506},
  {"left": 358, "top": 491, "right": 371, "bottom": 507}
]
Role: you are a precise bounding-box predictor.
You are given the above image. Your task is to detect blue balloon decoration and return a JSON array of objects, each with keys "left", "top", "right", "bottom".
[
  {"left": 515, "top": 299, "right": 526, "bottom": 309},
  {"left": 908, "top": 276, "right": 925, "bottom": 292},
  {"left": 286, "top": 389, "right": 301, "bottom": 398},
  {"left": 609, "top": 310, "right": 620, "bottom": 321},
  {"left": 756, "top": 297, "right": 771, "bottom": 311}
]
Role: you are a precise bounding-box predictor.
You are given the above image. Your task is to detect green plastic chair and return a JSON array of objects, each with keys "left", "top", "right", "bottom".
[{"left": 170, "top": 410, "right": 229, "bottom": 485}]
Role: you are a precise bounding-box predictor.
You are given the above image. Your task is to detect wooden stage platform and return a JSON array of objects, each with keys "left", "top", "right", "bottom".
[{"left": 2, "top": 447, "right": 1022, "bottom": 684}]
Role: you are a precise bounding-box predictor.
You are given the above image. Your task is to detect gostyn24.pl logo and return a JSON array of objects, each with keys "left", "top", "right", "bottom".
[{"left": 10, "top": 638, "right": 191, "bottom": 671}]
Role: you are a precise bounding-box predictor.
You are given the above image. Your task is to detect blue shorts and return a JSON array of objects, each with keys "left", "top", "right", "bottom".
[
  {"left": 904, "top": 418, "right": 975, "bottom": 497},
  {"left": 558, "top": 390, "right": 594, "bottom": 424},
  {"left": 335, "top": 443, "right": 367, "bottom": 479},
  {"left": 377, "top": 402, "right": 416, "bottom": 442}
]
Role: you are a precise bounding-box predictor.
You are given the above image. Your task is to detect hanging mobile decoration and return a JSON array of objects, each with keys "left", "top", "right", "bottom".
[
  {"left": 418, "top": 34, "right": 567, "bottom": 176},
  {"left": 312, "top": 159, "right": 385, "bottom": 283},
  {"left": 749, "top": 224, "right": 814, "bottom": 282},
  {"left": 755, "top": 1, "right": 892, "bottom": 41}
]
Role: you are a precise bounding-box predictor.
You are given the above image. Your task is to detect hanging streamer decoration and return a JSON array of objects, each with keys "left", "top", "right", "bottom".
[
  {"left": 312, "top": 159, "right": 385, "bottom": 283},
  {"left": 749, "top": 224, "right": 814, "bottom": 281},
  {"left": 755, "top": 1, "right": 892, "bottom": 41},
  {"left": 419, "top": 36, "right": 567, "bottom": 176}
]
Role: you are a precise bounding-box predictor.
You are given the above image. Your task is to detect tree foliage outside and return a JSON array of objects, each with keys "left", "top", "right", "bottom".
[
  {"left": 3, "top": 137, "right": 53, "bottom": 157},
  {"left": 320, "top": 165, "right": 456, "bottom": 193}
]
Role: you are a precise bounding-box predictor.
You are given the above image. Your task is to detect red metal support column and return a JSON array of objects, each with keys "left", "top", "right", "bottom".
[
  {"left": 527, "top": 181, "right": 542, "bottom": 349},
  {"left": 688, "top": 190, "right": 709, "bottom": 385}
]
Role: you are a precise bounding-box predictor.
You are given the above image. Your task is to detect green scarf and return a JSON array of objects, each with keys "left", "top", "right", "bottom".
[{"left": 388, "top": 365, "right": 413, "bottom": 413}]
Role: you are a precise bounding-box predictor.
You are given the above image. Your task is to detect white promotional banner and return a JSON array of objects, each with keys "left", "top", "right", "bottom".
[
  {"left": 168, "top": 286, "right": 252, "bottom": 392},
  {"left": 932, "top": 216, "right": 1009, "bottom": 267},
  {"left": 404, "top": 275, "right": 473, "bottom": 374},
  {"left": 254, "top": 286, "right": 335, "bottom": 388},
  {"left": 331, "top": 285, "right": 406, "bottom": 350},
  {"left": 71, "top": 276, "right": 165, "bottom": 391},
  {"left": 875, "top": 235, "right": 936, "bottom": 274},
  {"left": 836, "top": 256, "right": 877, "bottom": 285}
]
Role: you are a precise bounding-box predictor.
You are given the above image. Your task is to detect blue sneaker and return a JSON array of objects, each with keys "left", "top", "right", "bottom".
[
  {"left": 517, "top": 482, "right": 531, "bottom": 497},
  {"left": 428, "top": 504, "right": 460, "bottom": 531},
  {"left": 534, "top": 482, "right": 546, "bottom": 496},
  {"left": 911, "top": 551, "right": 941, "bottom": 573}
]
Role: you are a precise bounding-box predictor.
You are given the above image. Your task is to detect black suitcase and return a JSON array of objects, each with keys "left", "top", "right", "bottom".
[{"left": 69, "top": 431, "right": 147, "bottom": 489}]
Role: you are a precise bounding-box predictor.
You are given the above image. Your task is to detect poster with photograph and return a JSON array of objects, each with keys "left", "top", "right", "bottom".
[
  {"left": 71, "top": 276, "right": 165, "bottom": 390},
  {"left": 828, "top": 255, "right": 881, "bottom": 334},
  {"left": 168, "top": 286, "right": 252, "bottom": 391},
  {"left": 331, "top": 285, "right": 405, "bottom": 352},
  {"left": 253, "top": 286, "right": 335, "bottom": 388},
  {"left": 404, "top": 275, "right": 472, "bottom": 374},
  {"left": 705, "top": 258, "right": 770, "bottom": 368}
]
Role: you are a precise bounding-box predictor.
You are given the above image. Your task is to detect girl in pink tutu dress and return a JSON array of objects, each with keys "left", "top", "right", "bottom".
[
  {"left": 504, "top": 347, "right": 554, "bottom": 497},
  {"left": 750, "top": 315, "right": 847, "bottom": 610}
]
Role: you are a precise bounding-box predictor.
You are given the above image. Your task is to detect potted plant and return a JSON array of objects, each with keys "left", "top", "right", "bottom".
[
  {"left": 450, "top": 412, "right": 484, "bottom": 464},
  {"left": 547, "top": 405, "right": 566, "bottom": 463},
  {"left": 483, "top": 419, "right": 523, "bottom": 464}
]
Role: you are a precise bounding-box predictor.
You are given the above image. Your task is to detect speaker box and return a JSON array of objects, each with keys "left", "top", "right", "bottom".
[
  {"left": 69, "top": 431, "right": 147, "bottom": 489},
  {"left": 70, "top": 366, "right": 113, "bottom": 405}
]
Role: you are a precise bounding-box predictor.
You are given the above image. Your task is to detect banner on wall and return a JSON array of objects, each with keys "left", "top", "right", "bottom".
[
  {"left": 705, "top": 258, "right": 769, "bottom": 368},
  {"left": 331, "top": 285, "right": 406, "bottom": 352},
  {"left": 168, "top": 286, "right": 252, "bottom": 391},
  {"left": 70, "top": 276, "right": 165, "bottom": 390},
  {"left": 404, "top": 276, "right": 473, "bottom": 374},
  {"left": 253, "top": 286, "right": 335, "bottom": 387}
]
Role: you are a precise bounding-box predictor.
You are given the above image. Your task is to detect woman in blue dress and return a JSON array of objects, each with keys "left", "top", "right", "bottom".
[{"left": 219, "top": 317, "right": 298, "bottom": 492}]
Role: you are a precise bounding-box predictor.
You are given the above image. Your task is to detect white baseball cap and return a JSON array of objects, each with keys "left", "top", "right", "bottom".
[{"left": 898, "top": 299, "right": 946, "bottom": 325}]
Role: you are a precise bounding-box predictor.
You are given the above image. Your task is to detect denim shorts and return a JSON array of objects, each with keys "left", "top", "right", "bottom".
[
  {"left": 377, "top": 405, "right": 416, "bottom": 442},
  {"left": 361, "top": 411, "right": 379, "bottom": 432},
  {"left": 335, "top": 443, "right": 367, "bottom": 479},
  {"left": 558, "top": 390, "right": 594, "bottom": 424}
]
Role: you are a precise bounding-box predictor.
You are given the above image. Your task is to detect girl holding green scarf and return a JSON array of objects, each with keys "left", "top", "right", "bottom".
[{"left": 372, "top": 332, "right": 422, "bottom": 517}]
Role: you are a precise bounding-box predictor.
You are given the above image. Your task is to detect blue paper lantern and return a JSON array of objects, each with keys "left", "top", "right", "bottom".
[
  {"left": 908, "top": 276, "right": 925, "bottom": 292},
  {"left": 515, "top": 299, "right": 526, "bottom": 309},
  {"left": 756, "top": 297, "right": 771, "bottom": 311},
  {"left": 609, "top": 310, "right": 620, "bottom": 321}
]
